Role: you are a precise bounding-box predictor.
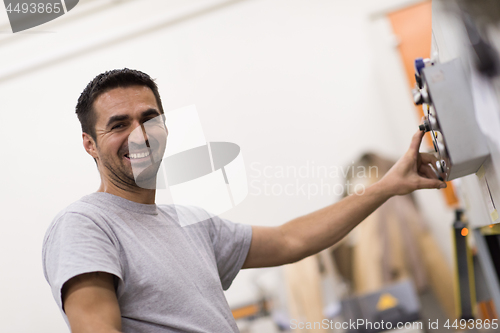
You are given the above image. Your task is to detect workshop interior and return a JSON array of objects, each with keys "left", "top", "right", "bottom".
[{"left": 3, "top": 0, "right": 500, "bottom": 332}]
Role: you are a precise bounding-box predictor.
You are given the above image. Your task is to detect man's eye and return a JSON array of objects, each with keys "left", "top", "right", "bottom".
[{"left": 112, "top": 124, "right": 125, "bottom": 130}]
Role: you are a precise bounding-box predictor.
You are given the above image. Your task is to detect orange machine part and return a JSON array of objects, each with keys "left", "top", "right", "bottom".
[
  {"left": 388, "top": 1, "right": 459, "bottom": 207},
  {"left": 479, "top": 300, "right": 497, "bottom": 320},
  {"left": 232, "top": 304, "right": 260, "bottom": 320}
]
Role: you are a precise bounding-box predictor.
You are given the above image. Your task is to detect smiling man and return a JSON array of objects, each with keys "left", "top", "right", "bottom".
[{"left": 42, "top": 69, "right": 446, "bottom": 333}]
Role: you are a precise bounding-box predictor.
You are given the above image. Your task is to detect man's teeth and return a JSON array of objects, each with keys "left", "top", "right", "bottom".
[{"left": 128, "top": 151, "right": 150, "bottom": 159}]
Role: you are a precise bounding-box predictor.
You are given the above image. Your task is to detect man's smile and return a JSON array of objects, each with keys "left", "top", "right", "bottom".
[{"left": 124, "top": 150, "right": 151, "bottom": 160}]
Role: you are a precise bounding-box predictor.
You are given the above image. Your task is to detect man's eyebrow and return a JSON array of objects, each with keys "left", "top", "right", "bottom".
[{"left": 141, "top": 109, "right": 161, "bottom": 118}]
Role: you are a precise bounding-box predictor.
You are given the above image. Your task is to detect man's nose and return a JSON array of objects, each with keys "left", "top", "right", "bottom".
[{"left": 128, "top": 122, "right": 150, "bottom": 147}]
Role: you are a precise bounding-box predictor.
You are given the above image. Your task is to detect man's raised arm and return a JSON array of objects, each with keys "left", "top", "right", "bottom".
[{"left": 242, "top": 130, "right": 446, "bottom": 269}]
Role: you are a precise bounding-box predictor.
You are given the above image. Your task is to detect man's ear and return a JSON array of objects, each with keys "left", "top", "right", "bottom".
[{"left": 82, "top": 133, "right": 98, "bottom": 160}]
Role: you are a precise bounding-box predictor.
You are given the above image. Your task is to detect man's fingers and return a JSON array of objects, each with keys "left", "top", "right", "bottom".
[
  {"left": 420, "top": 153, "right": 447, "bottom": 180},
  {"left": 419, "top": 164, "right": 439, "bottom": 180},
  {"left": 420, "top": 153, "right": 438, "bottom": 165},
  {"left": 417, "top": 176, "right": 447, "bottom": 190},
  {"left": 409, "top": 130, "right": 425, "bottom": 155}
]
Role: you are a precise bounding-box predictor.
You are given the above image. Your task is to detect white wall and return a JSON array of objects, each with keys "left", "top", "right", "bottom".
[{"left": 0, "top": 0, "right": 452, "bottom": 332}]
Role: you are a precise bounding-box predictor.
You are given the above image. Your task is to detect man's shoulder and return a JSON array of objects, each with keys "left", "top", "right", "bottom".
[
  {"left": 43, "top": 194, "right": 110, "bottom": 242},
  {"left": 52, "top": 193, "right": 105, "bottom": 222}
]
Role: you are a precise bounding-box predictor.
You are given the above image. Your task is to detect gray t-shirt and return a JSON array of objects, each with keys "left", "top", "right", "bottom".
[{"left": 42, "top": 192, "right": 252, "bottom": 333}]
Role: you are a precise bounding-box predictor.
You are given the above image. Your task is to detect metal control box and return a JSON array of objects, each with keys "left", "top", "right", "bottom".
[{"left": 416, "top": 58, "right": 489, "bottom": 180}]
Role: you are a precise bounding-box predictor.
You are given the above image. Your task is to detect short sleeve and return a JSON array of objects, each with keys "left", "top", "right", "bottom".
[
  {"left": 42, "top": 212, "right": 123, "bottom": 313},
  {"left": 209, "top": 215, "right": 252, "bottom": 290}
]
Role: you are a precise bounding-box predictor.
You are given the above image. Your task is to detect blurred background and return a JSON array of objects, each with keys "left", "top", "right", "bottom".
[{"left": 0, "top": 0, "right": 476, "bottom": 332}]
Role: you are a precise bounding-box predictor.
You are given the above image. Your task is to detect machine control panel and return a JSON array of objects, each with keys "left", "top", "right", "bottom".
[{"left": 412, "top": 57, "right": 489, "bottom": 181}]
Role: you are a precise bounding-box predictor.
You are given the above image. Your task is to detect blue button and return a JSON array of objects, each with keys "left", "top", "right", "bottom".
[{"left": 415, "top": 58, "right": 425, "bottom": 76}]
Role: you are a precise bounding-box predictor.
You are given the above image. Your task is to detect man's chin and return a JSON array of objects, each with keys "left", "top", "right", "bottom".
[{"left": 131, "top": 161, "right": 162, "bottom": 190}]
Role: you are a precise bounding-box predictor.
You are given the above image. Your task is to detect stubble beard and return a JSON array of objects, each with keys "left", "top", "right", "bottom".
[{"left": 100, "top": 150, "right": 144, "bottom": 193}]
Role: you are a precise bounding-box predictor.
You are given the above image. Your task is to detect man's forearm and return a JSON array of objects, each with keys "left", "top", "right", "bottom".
[{"left": 279, "top": 180, "right": 393, "bottom": 263}]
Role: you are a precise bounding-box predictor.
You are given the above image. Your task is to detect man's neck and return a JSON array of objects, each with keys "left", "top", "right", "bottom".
[{"left": 97, "top": 181, "right": 156, "bottom": 205}]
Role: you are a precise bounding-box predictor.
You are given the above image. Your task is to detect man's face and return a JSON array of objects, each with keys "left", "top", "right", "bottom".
[{"left": 92, "top": 85, "right": 168, "bottom": 190}]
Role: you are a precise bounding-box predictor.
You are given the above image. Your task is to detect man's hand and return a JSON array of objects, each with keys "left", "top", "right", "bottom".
[{"left": 379, "top": 130, "right": 447, "bottom": 196}]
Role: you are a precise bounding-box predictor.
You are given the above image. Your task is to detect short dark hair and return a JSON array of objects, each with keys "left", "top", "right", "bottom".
[{"left": 76, "top": 68, "right": 164, "bottom": 141}]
